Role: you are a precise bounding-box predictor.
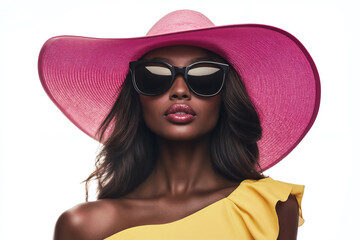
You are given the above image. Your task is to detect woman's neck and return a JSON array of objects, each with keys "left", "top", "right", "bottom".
[{"left": 131, "top": 133, "right": 229, "bottom": 198}]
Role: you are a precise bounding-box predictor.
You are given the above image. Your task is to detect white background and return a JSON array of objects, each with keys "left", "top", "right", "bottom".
[{"left": 0, "top": 0, "right": 359, "bottom": 239}]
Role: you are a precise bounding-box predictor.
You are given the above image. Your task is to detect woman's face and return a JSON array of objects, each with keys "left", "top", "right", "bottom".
[{"left": 138, "top": 45, "right": 222, "bottom": 141}]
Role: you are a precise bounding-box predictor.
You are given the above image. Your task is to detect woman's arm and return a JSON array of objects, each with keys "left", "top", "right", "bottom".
[
  {"left": 53, "top": 201, "right": 116, "bottom": 240},
  {"left": 54, "top": 209, "right": 87, "bottom": 240},
  {"left": 276, "top": 194, "right": 299, "bottom": 240},
  {"left": 53, "top": 206, "right": 101, "bottom": 240}
]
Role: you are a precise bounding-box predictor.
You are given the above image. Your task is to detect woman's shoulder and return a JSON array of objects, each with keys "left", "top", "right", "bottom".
[
  {"left": 54, "top": 199, "right": 125, "bottom": 240},
  {"left": 231, "top": 177, "right": 305, "bottom": 205},
  {"left": 228, "top": 177, "right": 304, "bottom": 240},
  {"left": 235, "top": 177, "right": 304, "bottom": 217}
]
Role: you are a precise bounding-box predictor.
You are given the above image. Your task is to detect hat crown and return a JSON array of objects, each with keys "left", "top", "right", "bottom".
[{"left": 146, "top": 10, "right": 215, "bottom": 36}]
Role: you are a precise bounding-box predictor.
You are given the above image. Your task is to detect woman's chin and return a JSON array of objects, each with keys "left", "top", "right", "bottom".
[{"left": 156, "top": 129, "right": 212, "bottom": 142}]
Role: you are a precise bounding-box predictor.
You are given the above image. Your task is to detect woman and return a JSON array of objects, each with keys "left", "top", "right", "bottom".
[{"left": 39, "top": 10, "right": 320, "bottom": 240}]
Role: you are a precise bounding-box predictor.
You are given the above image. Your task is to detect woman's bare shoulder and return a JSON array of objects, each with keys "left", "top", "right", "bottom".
[{"left": 53, "top": 199, "right": 125, "bottom": 240}]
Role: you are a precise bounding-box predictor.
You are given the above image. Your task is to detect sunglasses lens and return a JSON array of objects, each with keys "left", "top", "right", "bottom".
[
  {"left": 187, "top": 63, "right": 224, "bottom": 96},
  {"left": 134, "top": 62, "right": 172, "bottom": 95}
]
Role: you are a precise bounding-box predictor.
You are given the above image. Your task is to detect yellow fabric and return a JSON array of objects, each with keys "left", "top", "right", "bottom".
[{"left": 105, "top": 177, "right": 304, "bottom": 240}]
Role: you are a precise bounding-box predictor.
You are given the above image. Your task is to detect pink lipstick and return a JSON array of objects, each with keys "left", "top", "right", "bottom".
[{"left": 164, "top": 104, "right": 196, "bottom": 124}]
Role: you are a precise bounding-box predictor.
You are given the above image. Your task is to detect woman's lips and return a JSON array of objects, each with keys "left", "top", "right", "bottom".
[
  {"left": 165, "top": 113, "right": 196, "bottom": 123},
  {"left": 164, "top": 104, "right": 196, "bottom": 123}
]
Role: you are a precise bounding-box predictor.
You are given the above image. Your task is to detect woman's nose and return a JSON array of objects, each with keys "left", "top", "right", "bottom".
[{"left": 169, "top": 74, "right": 191, "bottom": 100}]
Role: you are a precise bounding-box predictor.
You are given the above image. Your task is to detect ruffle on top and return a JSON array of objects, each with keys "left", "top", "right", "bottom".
[
  {"left": 105, "top": 177, "right": 304, "bottom": 240},
  {"left": 226, "top": 177, "right": 304, "bottom": 239}
]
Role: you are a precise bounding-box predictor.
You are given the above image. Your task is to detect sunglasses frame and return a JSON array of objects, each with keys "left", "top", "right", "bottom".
[{"left": 129, "top": 60, "right": 229, "bottom": 97}]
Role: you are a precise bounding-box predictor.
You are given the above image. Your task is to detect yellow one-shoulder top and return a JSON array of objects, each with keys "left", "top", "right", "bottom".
[{"left": 105, "top": 177, "right": 304, "bottom": 240}]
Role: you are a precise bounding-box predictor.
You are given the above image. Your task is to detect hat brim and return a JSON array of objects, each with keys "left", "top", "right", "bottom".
[{"left": 38, "top": 24, "right": 320, "bottom": 171}]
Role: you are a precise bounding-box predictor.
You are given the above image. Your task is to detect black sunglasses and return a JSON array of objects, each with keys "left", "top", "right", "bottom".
[{"left": 129, "top": 60, "right": 229, "bottom": 97}]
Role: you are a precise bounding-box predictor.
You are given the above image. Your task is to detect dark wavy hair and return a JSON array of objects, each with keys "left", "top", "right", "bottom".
[{"left": 83, "top": 53, "right": 264, "bottom": 201}]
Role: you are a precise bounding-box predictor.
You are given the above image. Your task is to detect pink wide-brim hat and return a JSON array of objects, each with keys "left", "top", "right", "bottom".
[{"left": 38, "top": 9, "right": 320, "bottom": 171}]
